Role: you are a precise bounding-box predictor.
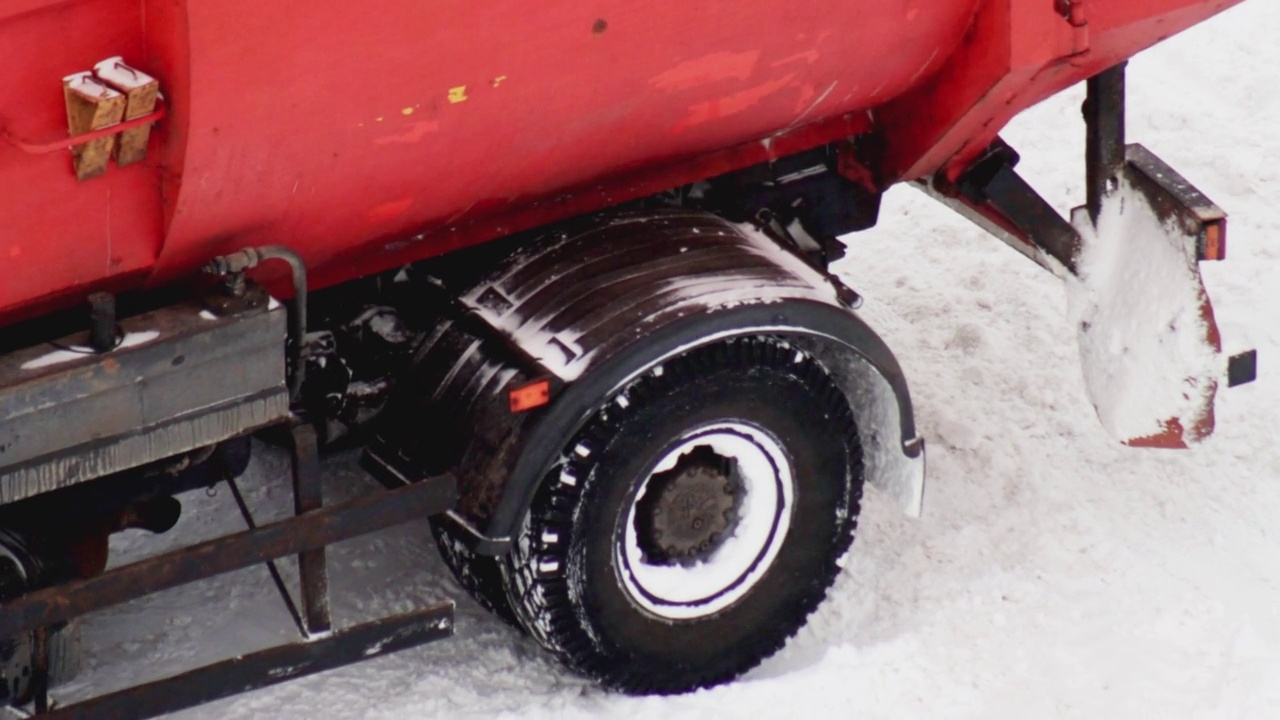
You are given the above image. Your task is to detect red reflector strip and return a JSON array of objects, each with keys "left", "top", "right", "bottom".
[{"left": 509, "top": 379, "right": 551, "bottom": 413}]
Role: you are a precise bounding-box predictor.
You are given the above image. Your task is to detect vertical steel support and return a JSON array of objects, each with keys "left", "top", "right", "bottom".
[
  {"left": 1085, "top": 63, "right": 1127, "bottom": 224},
  {"left": 290, "top": 424, "right": 331, "bottom": 636},
  {"left": 32, "top": 627, "right": 50, "bottom": 713}
]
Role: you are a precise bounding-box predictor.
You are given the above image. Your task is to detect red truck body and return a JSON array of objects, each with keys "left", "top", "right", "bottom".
[{"left": 0, "top": 0, "right": 1242, "bottom": 323}]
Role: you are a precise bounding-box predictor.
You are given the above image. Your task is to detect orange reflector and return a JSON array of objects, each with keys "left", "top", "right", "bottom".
[
  {"left": 1202, "top": 221, "right": 1226, "bottom": 261},
  {"left": 509, "top": 379, "right": 551, "bottom": 413}
]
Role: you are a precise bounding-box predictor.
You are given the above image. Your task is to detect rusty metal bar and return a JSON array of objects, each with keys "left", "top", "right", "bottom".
[
  {"left": 0, "top": 475, "right": 457, "bottom": 638},
  {"left": 40, "top": 601, "right": 455, "bottom": 720},
  {"left": 225, "top": 473, "right": 307, "bottom": 638},
  {"left": 32, "top": 626, "right": 50, "bottom": 714},
  {"left": 290, "top": 424, "right": 332, "bottom": 636}
]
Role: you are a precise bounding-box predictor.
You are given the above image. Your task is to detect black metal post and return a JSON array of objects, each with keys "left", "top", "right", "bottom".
[
  {"left": 87, "top": 292, "right": 117, "bottom": 353},
  {"left": 32, "top": 626, "right": 49, "bottom": 714},
  {"left": 291, "top": 423, "right": 332, "bottom": 636},
  {"left": 1085, "top": 63, "right": 1127, "bottom": 225}
]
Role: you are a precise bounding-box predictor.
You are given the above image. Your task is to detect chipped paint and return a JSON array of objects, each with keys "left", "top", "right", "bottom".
[
  {"left": 374, "top": 121, "right": 442, "bottom": 145},
  {"left": 367, "top": 197, "right": 414, "bottom": 223},
  {"left": 772, "top": 50, "right": 820, "bottom": 67},
  {"left": 673, "top": 74, "right": 795, "bottom": 132},
  {"left": 787, "top": 81, "right": 838, "bottom": 129},
  {"left": 447, "top": 86, "right": 469, "bottom": 104},
  {"left": 401, "top": 107, "right": 414, "bottom": 116},
  {"left": 650, "top": 50, "right": 761, "bottom": 91},
  {"left": 491, "top": 75, "right": 508, "bottom": 88}
]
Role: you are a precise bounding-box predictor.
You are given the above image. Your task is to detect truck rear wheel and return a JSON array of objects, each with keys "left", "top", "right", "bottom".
[{"left": 499, "top": 336, "right": 863, "bottom": 693}]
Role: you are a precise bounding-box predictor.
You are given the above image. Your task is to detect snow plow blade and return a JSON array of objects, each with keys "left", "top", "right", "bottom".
[
  {"left": 1068, "top": 145, "right": 1228, "bottom": 448},
  {"left": 923, "top": 65, "right": 1253, "bottom": 448},
  {"left": 1067, "top": 66, "right": 1246, "bottom": 449}
]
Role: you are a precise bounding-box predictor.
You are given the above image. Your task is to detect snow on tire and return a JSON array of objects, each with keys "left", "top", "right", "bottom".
[{"left": 500, "top": 336, "right": 864, "bottom": 694}]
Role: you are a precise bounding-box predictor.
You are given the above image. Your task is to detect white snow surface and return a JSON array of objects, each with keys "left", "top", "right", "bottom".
[
  {"left": 20, "top": 331, "right": 160, "bottom": 370},
  {"left": 93, "top": 56, "right": 156, "bottom": 92},
  {"left": 65, "top": 5, "right": 1280, "bottom": 718},
  {"left": 1068, "top": 179, "right": 1221, "bottom": 443},
  {"left": 62, "top": 72, "right": 121, "bottom": 101}
]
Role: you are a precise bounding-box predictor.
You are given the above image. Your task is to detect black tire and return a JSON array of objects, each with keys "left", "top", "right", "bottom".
[
  {"left": 429, "top": 518, "right": 524, "bottom": 631},
  {"left": 500, "top": 336, "right": 864, "bottom": 694},
  {"left": 0, "top": 534, "right": 82, "bottom": 706}
]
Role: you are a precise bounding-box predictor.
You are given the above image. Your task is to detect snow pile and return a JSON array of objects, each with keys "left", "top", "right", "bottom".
[{"left": 1066, "top": 181, "right": 1221, "bottom": 444}]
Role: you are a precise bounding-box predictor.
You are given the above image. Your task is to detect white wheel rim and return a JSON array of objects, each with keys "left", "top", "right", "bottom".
[{"left": 616, "top": 422, "right": 794, "bottom": 620}]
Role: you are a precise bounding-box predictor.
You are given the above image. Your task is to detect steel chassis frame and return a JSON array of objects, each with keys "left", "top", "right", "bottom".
[{"left": 0, "top": 421, "right": 458, "bottom": 720}]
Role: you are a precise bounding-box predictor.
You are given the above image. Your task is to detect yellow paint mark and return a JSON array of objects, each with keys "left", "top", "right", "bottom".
[
  {"left": 402, "top": 107, "right": 415, "bottom": 116},
  {"left": 448, "top": 86, "right": 469, "bottom": 104},
  {"left": 491, "top": 75, "right": 508, "bottom": 88}
]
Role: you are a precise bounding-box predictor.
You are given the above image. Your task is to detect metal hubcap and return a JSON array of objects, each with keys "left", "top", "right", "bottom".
[{"left": 635, "top": 446, "right": 743, "bottom": 566}]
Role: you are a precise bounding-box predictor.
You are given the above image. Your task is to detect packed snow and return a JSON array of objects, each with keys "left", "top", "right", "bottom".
[
  {"left": 92, "top": 57, "right": 157, "bottom": 92},
  {"left": 20, "top": 331, "right": 160, "bottom": 371},
  {"left": 56, "top": 4, "right": 1279, "bottom": 718}
]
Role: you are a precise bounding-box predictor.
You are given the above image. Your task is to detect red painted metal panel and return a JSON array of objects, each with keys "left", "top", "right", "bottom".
[
  {"left": 0, "top": 0, "right": 1247, "bottom": 324},
  {"left": 879, "top": 0, "right": 1247, "bottom": 183},
  {"left": 0, "top": 0, "right": 162, "bottom": 320}
]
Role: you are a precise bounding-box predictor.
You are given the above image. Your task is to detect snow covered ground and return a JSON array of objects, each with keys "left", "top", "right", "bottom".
[{"left": 61, "top": 3, "right": 1279, "bottom": 718}]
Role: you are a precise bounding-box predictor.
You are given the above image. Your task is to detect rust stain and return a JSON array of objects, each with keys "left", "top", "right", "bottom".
[
  {"left": 367, "top": 197, "right": 414, "bottom": 223},
  {"left": 374, "top": 121, "right": 442, "bottom": 145},
  {"left": 673, "top": 74, "right": 795, "bottom": 132},
  {"left": 650, "top": 50, "right": 761, "bottom": 91}
]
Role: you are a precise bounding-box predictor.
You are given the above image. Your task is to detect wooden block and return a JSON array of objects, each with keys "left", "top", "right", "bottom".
[
  {"left": 94, "top": 57, "right": 159, "bottom": 167},
  {"left": 63, "top": 72, "right": 126, "bottom": 181}
]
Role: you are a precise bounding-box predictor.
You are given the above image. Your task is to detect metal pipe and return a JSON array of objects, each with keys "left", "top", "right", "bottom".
[
  {"left": 253, "top": 246, "right": 308, "bottom": 399},
  {"left": 204, "top": 246, "right": 308, "bottom": 399}
]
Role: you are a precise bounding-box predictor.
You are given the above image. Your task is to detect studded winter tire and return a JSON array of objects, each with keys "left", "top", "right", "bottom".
[{"left": 500, "top": 336, "right": 864, "bottom": 694}]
